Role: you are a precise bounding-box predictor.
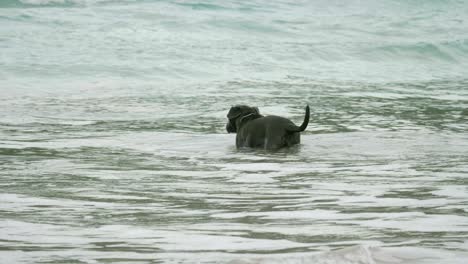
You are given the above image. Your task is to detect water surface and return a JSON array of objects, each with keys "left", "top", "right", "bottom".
[{"left": 1, "top": 0, "right": 468, "bottom": 263}]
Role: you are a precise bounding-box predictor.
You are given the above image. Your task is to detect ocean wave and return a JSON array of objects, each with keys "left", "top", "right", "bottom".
[
  {"left": 175, "top": 1, "right": 229, "bottom": 11},
  {"left": 228, "top": 245, "right": 468, "bottom": 264},
  {"left": 0, "top": 0, "right": 120, "bottom": 8},
  {"left": 0, "top": 0, "right": 82, "bottom": 7},
  {"left": 0, "top": 0, "right": 269, "bottom": 12},
  {"left": 363, "top": 39, "right": 468, "bottom": 63},
  {"left": 0, "top": 0, "right": 178, "bottom": 8}
]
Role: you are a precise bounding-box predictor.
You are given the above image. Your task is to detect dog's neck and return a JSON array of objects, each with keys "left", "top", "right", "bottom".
[
  {"left": 240, "top": 112, "right": 255, "bottom": 120},
  {"left": 236, "top": 112, "right": 263, "bottom": 130}
]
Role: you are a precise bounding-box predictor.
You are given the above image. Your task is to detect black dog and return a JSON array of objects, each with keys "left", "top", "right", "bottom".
[{"left": 226, "top": 105, "right": 310, "bottom": 150}]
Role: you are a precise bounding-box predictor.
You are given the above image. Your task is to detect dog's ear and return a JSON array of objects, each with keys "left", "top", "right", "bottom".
[{"left": 227, "top": 106, "right": 241, "bottom": 119}]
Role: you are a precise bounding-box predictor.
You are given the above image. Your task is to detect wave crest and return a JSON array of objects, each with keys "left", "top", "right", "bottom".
[
  {"left": 364, "top": 39, "right": 468, "bottom": 63},
  {"left": 0, "top": 0, "right": 105, "bottom": 7}
]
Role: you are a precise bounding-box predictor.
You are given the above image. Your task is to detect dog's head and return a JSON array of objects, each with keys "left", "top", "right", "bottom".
[{"left": 226, "top": 105, "right": 261, "bottom": 133}]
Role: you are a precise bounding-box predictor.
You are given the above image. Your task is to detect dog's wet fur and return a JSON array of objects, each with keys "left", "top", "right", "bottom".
[{"left": 226, "top": 105, "right": 310, "bottom": 150}]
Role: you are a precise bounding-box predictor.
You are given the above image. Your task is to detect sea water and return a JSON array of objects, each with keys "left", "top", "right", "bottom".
[{"left": 1, "top": 0, "right": 468, "bottom": 263}]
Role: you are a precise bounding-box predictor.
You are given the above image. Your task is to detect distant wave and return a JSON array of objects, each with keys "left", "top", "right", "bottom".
[
  {"left": 0, "top": 0, "right": 82, "bottom": 7},
  {"left": 0, "top": 0, "right": 170, "bottom": 8},
  {"left": 363, "top": 39, "right": 468, "bottom": 63},
  {"left": 0, "top": 0, "right": 254, "bottom": 9},
  {"left": 0, "top": 0, "right": 117, "bottom": 7}
]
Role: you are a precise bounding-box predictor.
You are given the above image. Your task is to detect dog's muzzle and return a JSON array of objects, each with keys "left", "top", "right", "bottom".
[{"left": 226, "top": 119, "right": 236, "bottom": 133}]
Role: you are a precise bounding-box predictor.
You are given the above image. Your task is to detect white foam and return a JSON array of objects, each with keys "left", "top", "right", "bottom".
[{"left": 228, "top": 245, "right": 468, "bottom": 264}]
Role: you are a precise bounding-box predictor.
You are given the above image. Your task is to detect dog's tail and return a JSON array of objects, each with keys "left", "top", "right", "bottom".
[
  {"left": 287, "top": 105, "right": 310, "bottom": 133},
  {"left": 298, "top": 105, "right": 310, "bottom": 131}
]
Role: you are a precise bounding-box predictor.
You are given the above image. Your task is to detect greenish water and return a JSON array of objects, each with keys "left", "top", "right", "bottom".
[{"left": 1, "top": 0, "right": 468, "bottom": 263}]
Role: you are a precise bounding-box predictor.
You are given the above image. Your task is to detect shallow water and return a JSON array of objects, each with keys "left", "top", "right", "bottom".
[{"left": 1, "top": 0, "right": 468, "bottom": 263}]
